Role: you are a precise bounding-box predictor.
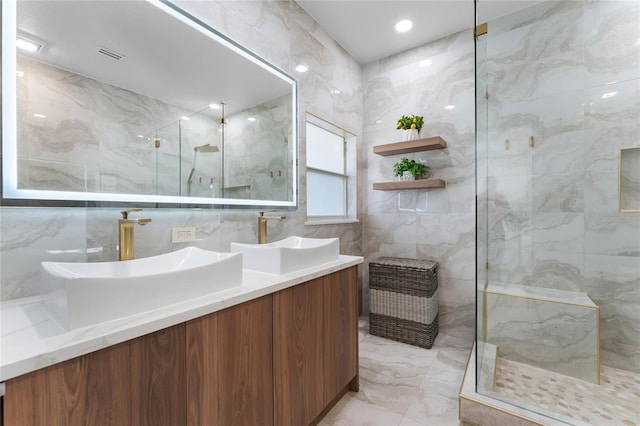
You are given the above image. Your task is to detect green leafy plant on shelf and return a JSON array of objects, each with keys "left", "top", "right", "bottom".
[
  {"left": 392, "top": 157, "right": 429, "bottom": 179},
  {"left": 396, "top": 114, "right": 424, "bottom": 132}
]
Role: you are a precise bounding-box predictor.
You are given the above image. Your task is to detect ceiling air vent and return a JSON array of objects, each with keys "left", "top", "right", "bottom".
[{"left": 97, "top": 46, "right": 126, "bottom": 62}]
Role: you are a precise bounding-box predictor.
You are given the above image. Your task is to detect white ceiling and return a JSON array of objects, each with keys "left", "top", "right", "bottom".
[{"left": 296, "top": 0, "right": 543, "bottom": 65}]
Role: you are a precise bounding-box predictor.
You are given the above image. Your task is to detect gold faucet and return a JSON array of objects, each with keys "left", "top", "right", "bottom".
[
  {"left": 119, "top": 208, "right": 152, "bottom": 261},
  {"left": 258, "top": 211, "right": 286, "bottom": 244}
]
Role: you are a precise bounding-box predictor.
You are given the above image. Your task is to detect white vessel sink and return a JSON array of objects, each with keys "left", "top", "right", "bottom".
[
  {"left": 230, "top": 236, "right": 340, "bottom": 275},
  {"left": 39, "top": 247, "right": 242, "bottom": 330}
]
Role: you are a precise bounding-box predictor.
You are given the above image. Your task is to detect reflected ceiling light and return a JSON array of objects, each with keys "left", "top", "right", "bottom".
[
  {"left": 395, "top": 19, "right": 413, "bottom": 33},
  {"left": 419, "top": 59, "right": 432, "bottom": 68},
  {"left": 601, "top": 91, "right": 617, "bottom": 99},
  {"left": 444, "top": 105, "right": 456, "bottom": 110},
  {"left": 180, "top": 116, "right": 190, "bottom": 120},
  {"left": 605, "top": 81, "right": 618, "bottom": 85},
  {"left": 209, "top": 103, "right": 220, "bottom": 109},
  {"left": 375, "top": 119, "right": 383, "bottom": 124},
  {"left": 295, "top": 64, "right": 308, "bottom": 73},
  {"left": 137, "top": 135, "right": 144, "bottom": 138},
  {"left": 16, "top": 36, "right": 43, "bottom": 53},
  {"left": 33, "top": 113, "right": 46, "bottom": 118},
  {"left": 247, "top": 117, "right": 257, "bottom": 122},
  {"left": 16, "top": 70, "right": 24, "bottom": 77}
]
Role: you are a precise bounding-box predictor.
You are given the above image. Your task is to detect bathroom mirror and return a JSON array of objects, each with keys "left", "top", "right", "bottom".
[
  {"left": 619, "top": 147, "right": 640, "bottom": 212},
  {"left": 2, "top": 0, "right": 297, "bottom": 207}
]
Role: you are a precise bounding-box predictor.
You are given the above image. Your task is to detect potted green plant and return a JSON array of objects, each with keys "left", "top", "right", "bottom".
[
  {"left": 396, "top": 114, "right": 424, "bottom": 141},
  {"left": 393, "top": 157, "right": 429, "bottom": 180}
]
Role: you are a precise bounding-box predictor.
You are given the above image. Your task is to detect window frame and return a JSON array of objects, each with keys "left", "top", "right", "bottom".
[{"left": 304, "top": 113, "right": 358, "bottom": 225}]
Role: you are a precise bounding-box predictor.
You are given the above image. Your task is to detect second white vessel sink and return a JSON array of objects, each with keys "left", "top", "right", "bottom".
[
  {"left": 39, "top": 247, "right": 242, "bottom": 330},
  {"left": 230, "top": 236, "right": 340, "bottom": 275}
]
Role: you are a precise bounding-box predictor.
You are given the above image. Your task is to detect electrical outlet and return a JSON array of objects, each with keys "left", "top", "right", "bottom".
[{"left": 172, "top": 227, "right": 196, "bottom": 243}]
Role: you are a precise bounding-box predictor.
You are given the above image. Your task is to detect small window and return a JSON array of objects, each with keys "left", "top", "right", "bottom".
[{"left": 305, "top": 114, "right": 357, "bottom": 224}]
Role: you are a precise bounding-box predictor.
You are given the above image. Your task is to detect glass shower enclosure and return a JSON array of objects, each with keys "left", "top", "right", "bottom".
[{"left": 475, "top": 1, "right": 640, "bottom": 424}]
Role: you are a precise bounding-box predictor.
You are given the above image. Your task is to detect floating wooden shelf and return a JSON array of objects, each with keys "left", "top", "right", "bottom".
[
  {"left": 373, "top": 136, "right": 447, "bottom": 156},
  {"left": 373, "top": 179, "right": 446, "bottom": 191}
]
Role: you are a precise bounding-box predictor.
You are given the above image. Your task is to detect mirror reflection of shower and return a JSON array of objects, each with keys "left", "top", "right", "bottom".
[{"left": 187, "top": 143, "right": 220, "bottom": 196}]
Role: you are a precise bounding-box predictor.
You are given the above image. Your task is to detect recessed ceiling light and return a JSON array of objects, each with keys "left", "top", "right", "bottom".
[
  {"left": 419, "top": 59, "right": 432, "bottom": 68},
  {"left": 375, "top": 119, "right": 383, "bottom": 124},
  {"left": 248, "top": 117, "right": 257, "bottom": 122},
  {"left": 16, "top": 36, "right": 43, "bottom": 53},
  {"left": 295, "top": 64, "right": 308, "bottom": 73},
  {"left": 16, "top": 70, "right": 24, "bottom": 77},
  {"left": 445, "top": 105, "right": 456, "bottom": 110},
  {"left": 605, "top": 81, "right": 618, "bottom": 85},
  {"left": 137, "top": 135, "right": 144, "bottom": 138},
  {"left": 395, "top": 19, "right": 413, "bottom": 33},
  {"left": 181, "top": 116, "right": 190, "bottom": 121},
  {"left": 33, "top": 113, "right": 46, "bottom": 118},
  {"left": 209, "top": 103, "right": 220, "bottom": 109},
  {"left": 331, "top": 89, "right": 341, "bottom": 95},
  {"left": 601, "top": 91, "right": 617, "bottom": 99}
]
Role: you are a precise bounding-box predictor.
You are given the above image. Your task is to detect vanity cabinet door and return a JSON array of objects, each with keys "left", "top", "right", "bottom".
[
  {"left": 3, "top": 341, "right": 131, "bottom": 426},
  {"left": 130, "top": 324, "right": 186, "bottom": 426},
  {"left": 186, "top": 295, "right": 273, "bottom": 426},
  {"left": 323, "top": 266, "right": 359, "bottom": 401},
  {"left": 273, "top": 278, "right": 325, "bottom": 426}
]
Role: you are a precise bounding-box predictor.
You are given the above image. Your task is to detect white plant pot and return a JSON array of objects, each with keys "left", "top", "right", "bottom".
[{"left": 402, "top": 129, "right": 419, "bottom": 141}]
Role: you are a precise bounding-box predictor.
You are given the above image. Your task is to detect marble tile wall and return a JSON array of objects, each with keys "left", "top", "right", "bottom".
[
  {"left": 16, "top": 56, "right": 189, "bottom": 195},
  {"left": 481, "top": 0, "right": 640, "bottom": 372},
  {"left": 223, "top": 95, "right": 292, "bottom": 201},
  {"left": 361, "top": 30, "right": 476, "bottom": 349},
  {"left": 1, "top": 1, "right": 363, "bottom": 301}
]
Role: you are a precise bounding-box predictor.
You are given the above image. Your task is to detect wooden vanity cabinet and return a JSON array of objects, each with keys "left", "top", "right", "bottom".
[
  {"left": 323, "top": 266, "right": 359, "bottom": 401},
  {"left": 273, "top": 267, "right": 359, "bottom": 426},
  {"left": 2, "top": 267, "right": 358, "bottom": 426},
  {"left": 131, "top": 324, "right": 186, "bottom": 426},
  {"left": 273, "top": 278, "right": 325, "bottom": 425},
  {"left": 3, "top": 341, "right": 131, "bottom": 426},
  {"left": 186, "top": 295, "right": 273, "bottom": 426}
]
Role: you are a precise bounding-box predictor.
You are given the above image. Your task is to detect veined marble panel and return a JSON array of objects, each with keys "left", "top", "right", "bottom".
[
  {"left": 584, "top": 211, "right": 640, "bottom": 256},
  {"left": 1, "top": 208, "right": 88, "bottom": 301},
  {"left": 531, "top": 213, "right": 584, "bottom": 253},
  {"left": 530, "top": 250, "right": 584, "bottom": 292},
  {"left": 584, "top": 170, "right": 620, "bottom": 214},
  {"left": 583, "top": 0, "right": 640, "bottom": 87},
  {"left": 620, "top": 147, "right": 640, "bottom": 211},
  {"left": 485, "top": 283, "right": 599, "bottom": 383},
  {"left": 584, "top": 78, "right": 640, "bottom": 132},
  {"left": 532, "top": 171, "right": 584, "bottom": 213},
  {"left": 584, "top": 254, "right": 640, "bottom": 372},
  {"left": 584, "top": 123, "right": 640, "bottom": 175}
]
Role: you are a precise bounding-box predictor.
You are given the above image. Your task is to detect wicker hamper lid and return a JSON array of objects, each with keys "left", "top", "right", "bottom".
[{"left": 369, "top": 257, "right": 438, "bottom": 271}]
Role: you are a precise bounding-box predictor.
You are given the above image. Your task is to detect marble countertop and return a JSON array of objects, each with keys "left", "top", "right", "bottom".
[{"left": 1, "top": 255, "right": 363, "bottom": 382}]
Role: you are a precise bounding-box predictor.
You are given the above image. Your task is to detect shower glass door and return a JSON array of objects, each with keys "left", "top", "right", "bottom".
[{"left": 476, "top": 1, "right": 640, "bottom": 424}]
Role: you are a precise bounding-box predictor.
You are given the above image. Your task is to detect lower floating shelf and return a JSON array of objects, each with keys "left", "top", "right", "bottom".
[{"left": 373, "top": 179, "right": 446, "bottom": 191}]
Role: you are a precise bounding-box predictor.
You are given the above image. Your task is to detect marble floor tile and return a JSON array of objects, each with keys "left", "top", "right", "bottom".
[{"left": 321, "top": 319, "right": 471, "bottom": 426}]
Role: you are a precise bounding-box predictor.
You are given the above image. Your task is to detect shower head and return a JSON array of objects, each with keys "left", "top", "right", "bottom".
[{"left": 194, "top": 144, "right": 219, "bottom": 153}]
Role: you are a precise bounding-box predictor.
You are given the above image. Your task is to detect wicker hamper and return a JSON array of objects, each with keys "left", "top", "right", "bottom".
[{"left": 369, "top": 257, "right": 439, "bottom": 349}]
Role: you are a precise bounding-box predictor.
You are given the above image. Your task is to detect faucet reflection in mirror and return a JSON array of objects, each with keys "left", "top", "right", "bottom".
[{"left": 118, "top": 208, "right": 152, "bottom": 261}]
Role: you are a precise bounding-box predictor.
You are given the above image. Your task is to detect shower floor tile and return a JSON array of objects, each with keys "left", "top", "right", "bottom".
[{"left": 494, "top": 358, "right": 640, "bottom": 426}]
